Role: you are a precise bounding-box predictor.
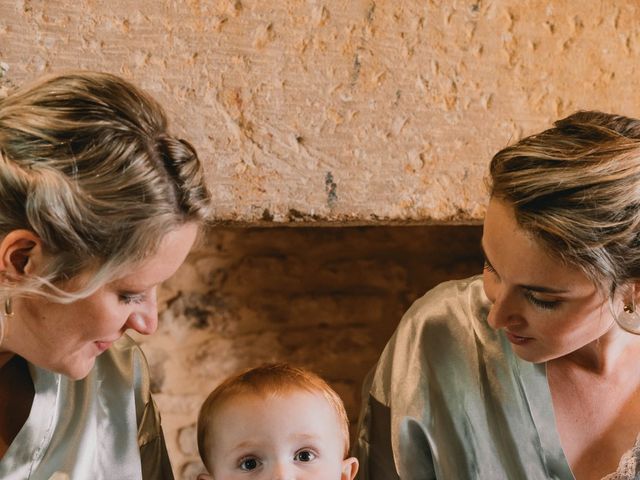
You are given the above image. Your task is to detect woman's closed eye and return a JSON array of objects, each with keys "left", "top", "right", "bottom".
[
  {"left": 483, "top": 260, "right": 496, "bottom": 274},
  {"left": 238, "top": 456, "right": 261, "bottom": 471},
  {"left": 118, "top": 292, "right": 147, "bottom": 305},
  {"left": 294, "top": 449, "right": 317, "bottom": 462},
  {"left": 523, "top": 290, "right": 561, "bottom": 310}
]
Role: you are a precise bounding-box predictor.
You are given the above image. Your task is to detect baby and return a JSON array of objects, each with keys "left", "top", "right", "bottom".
[{"left": 196, "top": 363, "right": 359, "bottom": 479}]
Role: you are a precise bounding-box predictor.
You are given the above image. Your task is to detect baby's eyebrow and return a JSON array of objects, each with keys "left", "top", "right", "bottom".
[
  {"left": 289, "top": 433, "right": 323, "bottom": 443},
  {"left": 228, "top": 440, "right": 260, "bottom": 452}
]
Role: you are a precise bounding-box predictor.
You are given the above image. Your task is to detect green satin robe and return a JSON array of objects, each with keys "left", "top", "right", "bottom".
[
  {"left": 0, "top": 335, "right": 173, "bottom": 480},
  {"left": 355, "top": 276, "right": 637, "bottom": 480}
]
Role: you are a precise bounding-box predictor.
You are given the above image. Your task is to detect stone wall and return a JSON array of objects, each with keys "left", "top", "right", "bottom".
[
  {"left": 2, "top": 1, "right": 633, "bottom": 477},
  {"left": 2, "top": 1, "right": 639, "bottom": 223},
  {"left": 131, "top": 225, "right": 483, "bottom": 478}
]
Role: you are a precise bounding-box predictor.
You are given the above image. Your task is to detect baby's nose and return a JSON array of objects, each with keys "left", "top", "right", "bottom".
[{"left": 271, "top": 462, "right": 295, "bottom": 480}]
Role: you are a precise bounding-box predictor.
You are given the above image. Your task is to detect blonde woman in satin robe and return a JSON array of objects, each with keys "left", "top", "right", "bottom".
[
  {"left": 357, "top": 111, "right": 640, "bottom": 480},
  {"left": 0, "top": 72, "right": 211, "bottom": 479}
]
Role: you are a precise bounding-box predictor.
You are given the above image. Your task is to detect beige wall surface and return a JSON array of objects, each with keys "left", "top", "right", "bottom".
[
  {"left": 2, "top": 0, "right": 639, "bottom": 224},
  {"left": 1, "top": 1, "right": 638, "bottom": 478}
]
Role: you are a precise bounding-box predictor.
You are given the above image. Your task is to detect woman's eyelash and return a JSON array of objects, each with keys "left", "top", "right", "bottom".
[
  {"left": 119, "top": 293, "right": 146, "bottom": 305},
  {"left": 483, "top": 260, "right": 496, "bottom": 273},
  {"left": 523, "top": 290, "right": 560, "bottom": 310}
]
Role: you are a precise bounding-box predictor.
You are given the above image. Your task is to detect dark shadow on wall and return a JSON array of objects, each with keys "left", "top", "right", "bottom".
[{"left": 145, "top": 225, "right": 484, "bottom": 478}]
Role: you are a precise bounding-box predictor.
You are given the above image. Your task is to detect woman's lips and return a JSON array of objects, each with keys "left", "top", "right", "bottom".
[{"left": 505, "top": 330, "right": 533, "bottom": 345}]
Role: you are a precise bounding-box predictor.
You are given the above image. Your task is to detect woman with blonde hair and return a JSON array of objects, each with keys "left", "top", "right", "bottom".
[
  {"left": 0, "top": 71, "right": 210, "bottom": 479},
  {"left": 357, "top": 111, "right": 640, "bottom": 479}
]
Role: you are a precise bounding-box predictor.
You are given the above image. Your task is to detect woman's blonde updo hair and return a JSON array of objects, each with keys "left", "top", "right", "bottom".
[
  {"left": 0, "top": 71, "right": 211, "bottom": 301},
  {"left": 489, "top": 110, "right": 640, "bottom": 291}
]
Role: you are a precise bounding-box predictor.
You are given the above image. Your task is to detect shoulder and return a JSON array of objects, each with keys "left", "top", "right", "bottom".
[
  {"left": 108, "top": 333, "right": 148, "bottom": 361},
  {"left": 370, "top": 275, "right": 497, "bottom": 402},
  {"left": 97, "top": 334, "right": 149, "bottom": 378},
  {"left": 98, "top": 337, "right": 167, "bottom": 458},
  {"left": 94, "top": 334, "right": 153, "bottom": 410},
  {"left": 395, "top": 275, "right": 491, "bottom": 344}
]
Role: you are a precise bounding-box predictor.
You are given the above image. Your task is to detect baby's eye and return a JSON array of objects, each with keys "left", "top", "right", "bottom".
[
  {"left": 238, "top": 457, "right": 261, "bottom": 471},
  {"left": 294, "top": 450, "right": 316, "bottom": 462}
]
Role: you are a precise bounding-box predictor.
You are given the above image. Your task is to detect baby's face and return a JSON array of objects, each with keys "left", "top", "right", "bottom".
[{"left": 201, "top": 390, "right": 358, "bottom": 480}]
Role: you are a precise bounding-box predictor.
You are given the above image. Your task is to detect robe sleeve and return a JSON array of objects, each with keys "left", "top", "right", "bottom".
[
  {"left": 138, "top": 394, "right": 175, "bottom": 480},
  {"left": 356, "top": 360, "right": 439, "bottom": 480},
  {"left": 355, "top": 283, "right": 451, "bottom": 480},
  {"left": 355, "top": 384, "right": 401, "bottom": 480}
]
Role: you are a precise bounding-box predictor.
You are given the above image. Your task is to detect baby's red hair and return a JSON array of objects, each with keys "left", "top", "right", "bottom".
[{"left": 197, "top": 363, "right": 350, "bottom": 466}]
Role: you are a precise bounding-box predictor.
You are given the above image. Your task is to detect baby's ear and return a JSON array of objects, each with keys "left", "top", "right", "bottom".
[{"left": 341, "top": 457, "right": 359, "bottom": 480}]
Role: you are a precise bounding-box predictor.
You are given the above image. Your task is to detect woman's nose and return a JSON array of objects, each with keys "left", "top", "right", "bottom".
[
  {"left": 483, "top": 278, "right": 519, "bottom": 330},
  {"left": 487, "top": 299, "right": 511, "bottom": 330},
  {"left": 125, "top": 310, "right": 158, "bottom": 335},
  {"left": 125, "top": 290, "right": 158, "bottom": 335}
]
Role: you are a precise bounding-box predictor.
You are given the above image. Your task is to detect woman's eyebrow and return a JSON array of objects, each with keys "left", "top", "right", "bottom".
[{"left": 480, "top": 241, "right": 569, "bottom": 294}]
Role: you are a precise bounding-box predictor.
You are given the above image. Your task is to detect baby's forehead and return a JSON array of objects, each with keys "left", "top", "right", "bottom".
[
  {"left": 208, "top": 387, "right": 342, "bottom": 429},
  {"left": 217, "top": 389, "right": 343, "bottom": 434},
  {"left": 218, "top": 386, "right": 331, "bottom": 410},
  {"left": 200, "top": 383, "right": 350, "bottom": 461}
]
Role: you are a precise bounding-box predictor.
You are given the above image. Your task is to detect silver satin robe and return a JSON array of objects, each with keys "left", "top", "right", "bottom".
[
  {"left": 0, "top": 335, "right": 173, "bottom": 480},
  {"left": 355, "top": 276, "right": 640, "bottom": 480}
]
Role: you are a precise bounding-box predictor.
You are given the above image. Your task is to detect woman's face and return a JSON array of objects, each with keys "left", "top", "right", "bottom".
[
  {"left": 482, "top": 197, "right": 617, "bottom": 364},
  {"left": 8, "top": 222, "right": 199, "bottom": 379}
]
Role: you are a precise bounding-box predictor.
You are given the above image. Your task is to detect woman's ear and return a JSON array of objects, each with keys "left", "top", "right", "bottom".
[
  {"left": 0, "top": 230, "right": 44, "bottom": 277},
  {"left": 341, "top": 457, "right": 359, "bottom": 480}
]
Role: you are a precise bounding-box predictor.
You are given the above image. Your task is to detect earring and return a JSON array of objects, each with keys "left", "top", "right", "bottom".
[
  {"left": 0, "top": 297, "right": 11, "bottom": 346},
  {"left": 615, "top": 298, "right": 640, "bottom": 334},
  {"left": 4, "top": 297, "right": 13, "bottom": 318}
]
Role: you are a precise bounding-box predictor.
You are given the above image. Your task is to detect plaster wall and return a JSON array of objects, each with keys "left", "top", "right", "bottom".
[
  {"left": 2, "top": 1, "right": 639, "bottom": 224},
  {"left": 0, "top": 1, "right": 631, "bottom": 478}
]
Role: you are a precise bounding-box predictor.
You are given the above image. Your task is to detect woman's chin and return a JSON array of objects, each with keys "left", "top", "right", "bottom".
[
  {"left": 510, "top": 343, "right": 550, "bottom": 364},
  {"left": 53, "top": 353, "right": 98, "bottom": 380},
  {"left": 64, "top": 365, "right": 95, "bottom": 380},
  {"left": 511, "top": 343, "right": 570, "bottom": 365}
]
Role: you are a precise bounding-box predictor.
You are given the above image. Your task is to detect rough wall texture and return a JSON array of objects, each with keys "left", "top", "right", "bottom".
[
  {"left": 134, "top": 225, "right": 483, "bottom": 478},
  {"left": 2, "top": 1, "right": 639, "bottom": 223},
  {"left": 1, "top": 1, "right": 627, "bottom": 477}
]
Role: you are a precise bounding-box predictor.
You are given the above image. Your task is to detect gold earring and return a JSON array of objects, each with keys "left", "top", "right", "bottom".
[
  {"left": 4, "top": 297, "right": 13, "bottom": 317},
  {"left": 0, "top": 297, "right": 10, "bottom": 346},
  {"left": 616, "top": 298, "right": 640, "bottom": 334}
]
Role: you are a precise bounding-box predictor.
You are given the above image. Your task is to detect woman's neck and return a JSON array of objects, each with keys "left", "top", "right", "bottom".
[{"left": 554, "top": 325, "right": 640, "bottom": 376}]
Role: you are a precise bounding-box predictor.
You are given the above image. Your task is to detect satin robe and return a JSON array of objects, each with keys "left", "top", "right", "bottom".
[
  {"left": 0, "top": 335, "right": 173, "bottom": 480},
  {"left": 356, "top": 276, "right": 601, "bottom": 480}
]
